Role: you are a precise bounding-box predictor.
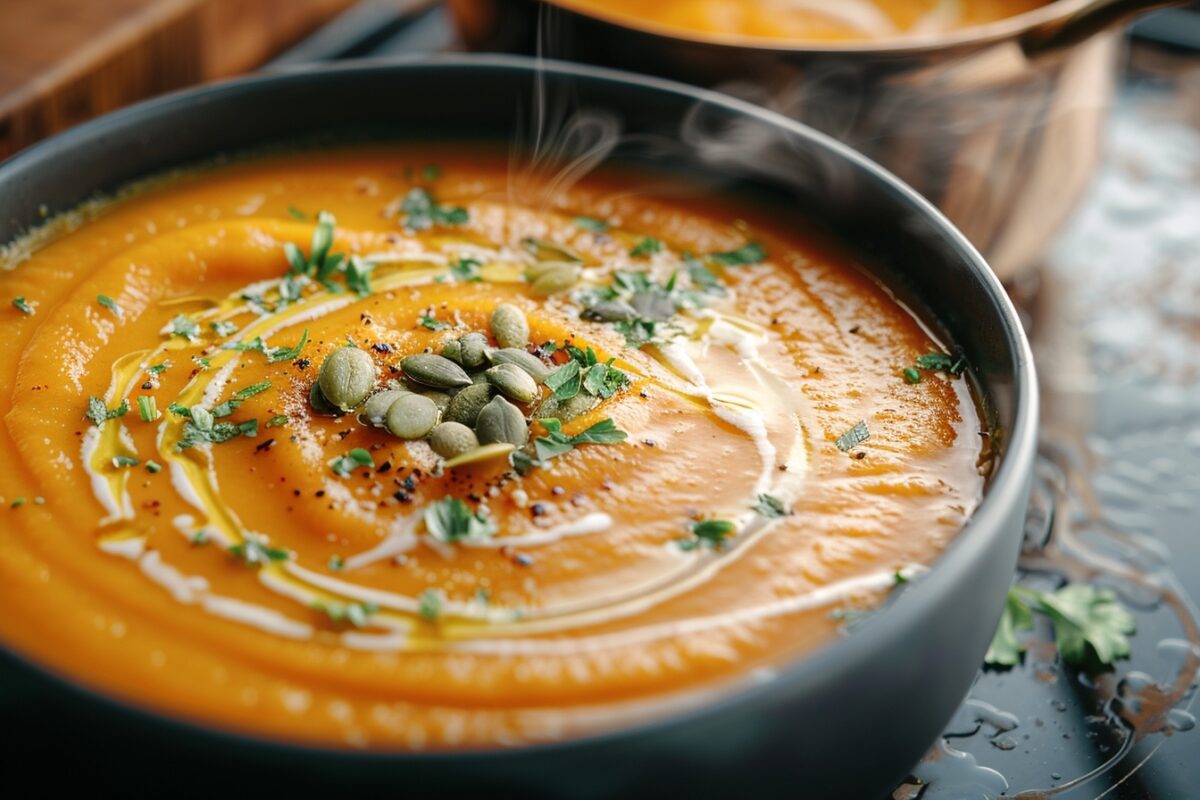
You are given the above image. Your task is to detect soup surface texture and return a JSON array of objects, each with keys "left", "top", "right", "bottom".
[
  {"left": 0, "top": 149, "right": 984, "bottom": 748},
  {"left": 556, "top": 0, "right": 1048, "bottom": 43}
]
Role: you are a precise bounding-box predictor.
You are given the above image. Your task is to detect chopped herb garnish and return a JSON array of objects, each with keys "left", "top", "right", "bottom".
[
  {"left": 315, "top": 600, "right": 378, "bottom": 628},
  {"left": 684, "top": 254, "right": 724, "bottom": 294},
  {"left": 328, "top": 555, "right": 345, "bottom": 571},
  {"left": 903, "top": 367, "right": 922, "bottom": 384},
  {"left": 11, "top": 498, "right": 25, "bottom": 508},
  {"left": 574, "top": 216, "right": 609, "bottom": 233},
  {"left": 286, "top": 206, "right": 307, "bottom": 221},
  {"left": 97, "top": 294, "right": 123, "bottom": 317},
  {"left": 678, "top": 518, "right": 736, "bottom": 551},
  {"left": 835, "top": 420, "right": 870, "bottom": 452},
  {"left": 86, "top": 396, "right": 129, "bottom": 427},
  {"left": 753, "top": 493, "right": 789, "bottom": 518},
  {"left": 211, "top": 320, "right": 238, "bottom": 336},
  {"left": 111, "top": 455, "right": 139, "bottom": 468},
  {"left": 176, "top": 404, "right": 258, "bottom": 450},
  {"left": 449, "top": 257, "right": 483, "bottom": 282},
  {"left": 401, "top": 187, "right": 468, "bottom": 231},
  {"left": 545, "top": 360, "right": 582, "bottom": 400},
  {"left": 233, "top": 381, "right": 272, "bottom": 400},
  {"left": 709, "top": 242, "right": 767, "bottom": 266},
  {"left": 630, "top": 237, "right": 662, "bottom": 258},
  {"left": 12, "top": 297, "right": 33, "bottom": 315},
  {"left": 908, "top": 351, "right": 967, "bottom": 380},
  {"left": 192, "top": 356, "right": 211, "bottom": 369},
  {"left": 345, "top": 256, "right": 374, "bottom": 297},
  {"left": 266, "top": 414, "right": 289, "bottom": 428},
  {"left": 986, "top": 584, "right": 1135, "bottom": 669},
  {"left": 534, "top": 417, "right": 628, "bottom": 462},
  {"left": 329, "top": 448, "right": 374, "bottom": 477},
  {"left": 423, "top": 497, "right": 496, "bottom": 543},
  {"left": 582, "top": 359, "right": 627, "bottom": 399},
  {"left": 417, "top": 589, "right": 443, "bottom": 621},
  {"left": 419, "top": 314, "right": 449, "bottom": 331},
  {"left": 229, "top": 534, "right": 290, "bottom": 567},
  {"left": 145, "top": 460, "right": 162, "bottom": 474},
  {"left": 614, "top": 318, "right": 659, "bottom": 347},
  {"left": 136, "top": 396, "right": 159, "bottom": 422},
  {"left": 169, "top": 315, "right": 200, "bottom": 341},
  {"left": 268, "top": 329, "right": 309, "bottom": 363},
  {"left": 147, "top": 361, "right": 170, "bottom": 375}
]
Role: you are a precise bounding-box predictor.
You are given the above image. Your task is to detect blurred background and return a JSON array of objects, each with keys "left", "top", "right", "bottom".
[{"left": 2, "top": 2, "right": 1198, "bottom": 797}]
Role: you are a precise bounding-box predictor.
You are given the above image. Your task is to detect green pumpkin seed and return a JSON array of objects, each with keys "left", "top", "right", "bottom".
[
  {"left": 385, "top": 393, "right": 439, "bottom": 440},
  {"left": 429, "top": 422, "right": 479, "bottom": 459},
  {"left": 523, "top": 238, "right": 583, "bottom": 263},
  {"left": 458, "top": 332, "right": 489, "bottom": 369},
  {"left": 318, "top": 346, "right": 377, "bottom": 412},
  {"left": 421, "top": 391, "right": 452, "bottom": 416},
  {"left": 475, "top": 396, "right": 529, "bottom": 447},
  {"left": 309, "top": 381, "right": 338, "bottom": 416},
  {"left": 441, "top": 339, "right": 463, "bottom": 363},
  {"left": 484, "top": 363, "right": 538, "bottom": 404},
  {"left": 401, "top": 354, "right": 472, "bottom": 389},
  {"left": 445, "top": 382, "right": 493, "bottom": 426},
  {"left": 530, "top": 264, "right": 581, "bottom": 296},
  {"left": 545, "top": 391, "right": 598, "bottom": 422},
  {"left": 490, "top": 304, "right": 529, "bottom": 350},
  {"left": 362, "top": 389, "right": 410, "bottom": 426},
  {"left": 444, "top": 442, "right": 516, "bottom": 469},
  {"left": 582, "top": 298, "right": 638, "bottom": 323},
  {"left": 487, "top": 348, "right": 551, "bottom": 383}
]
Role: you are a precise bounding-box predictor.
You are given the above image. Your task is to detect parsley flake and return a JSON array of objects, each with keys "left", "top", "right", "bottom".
[
  {"left": 709, "top": 242, "right": 767, "bottom": 266},
  {"left": 229, "top": 534, "right": 290, "bottom": 567},
  {"left": 12, "top": 297, "right": 33, "bottom": 315},
  {"left": 753, "top": 493, "right": 789, "bottom": 518},
  {"left": 401, "top": 187, "right": 468, "bottom": 231},
  {"left": 630, "top": 237, "right": 662, "bottom": 258},
  {"left": 678, "top": 518, "right": 736, "bottom": 551},
  {"left": 97, "top": 294, "right": 123, "bottom": 317},
  {"left": 329, "top": 448, "right": 374, "bottom": 477},
  {"left": 835, "top": 420, "right": 870, "bottom": 452},
  {"left": 419, "top": 314, "right": 449, "bottom": 331},
  {"left": 86, "top": 396, "right": 129, "bottom": 427},
  {"left": 534, "top": 417, "right": 627, "bottom": 462},
  {"left": 423, "top": 497, "right": 496, "bottom": 543}
]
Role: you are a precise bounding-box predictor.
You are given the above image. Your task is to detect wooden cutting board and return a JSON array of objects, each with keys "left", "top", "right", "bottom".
[{"left": 0, "top": 0, "right": 356, "bottom": 158}]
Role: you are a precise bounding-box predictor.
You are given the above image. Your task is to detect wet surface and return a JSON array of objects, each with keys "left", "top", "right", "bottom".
[{"left": 894, "top": 46, "right": 1200, "bottom": 800}]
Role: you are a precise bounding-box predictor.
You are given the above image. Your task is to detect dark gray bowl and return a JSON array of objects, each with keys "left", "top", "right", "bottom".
[{"left": 0, "top": 55, "right": 1037, "bottom": 798}]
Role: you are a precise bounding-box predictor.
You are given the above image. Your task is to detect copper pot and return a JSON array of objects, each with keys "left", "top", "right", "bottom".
[{"left": 448, "top": 0, "right": 1179, "bottom": 280}]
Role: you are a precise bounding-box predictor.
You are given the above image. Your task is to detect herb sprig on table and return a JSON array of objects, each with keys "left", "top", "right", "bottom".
[{"left": 986, "top": 584, "right": 1135, "bottom": 669}]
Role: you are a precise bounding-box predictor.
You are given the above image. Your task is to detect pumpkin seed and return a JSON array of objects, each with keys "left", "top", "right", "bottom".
[
  {"left": 490, "top": 304, "right": 529, "bottom": 349},
  {"left": 429, "top": 422, "right": 479, "bottom": 459},
  {"left": 317, "top": 346, "right": 377, "bottom": 412},
  {"left": 523, "top": 260, "right": 574, "bottom": 282},
  {"left": 441, "top": 339, "right": 463, "bottom": 363},
  {"left": 385, "top": 393, "right": 439, "bottom": 440},
  {"left": 530, "top": 264, "right": 581, "bottom": 296},
  {"left": 309, "top": 381, "right": 338, "bottom": 416},
  {"left": 421, "top": 391, "right": 452, "bottom": 416},
  {"left": 582, "top": 298, "right": 638, "bottom": 323},
  {"left": 458, "top": 332, "right": 489, "bottom": 369},
  {"left": 401, "top": 354, "right": 472, "bottom": 389},
  {"left": 523, "top": 237, "right": 583, "bottom": 263},
  {"left": 484, "top": 363, "right": 538, "bottom": 404},
  {"left": 444, "top": 442, "right": 516, "bottom": 469},
  {"left": 475, "top": 396, "right": 529, "bottom": 447},
  {"left": 362, "top": 389, "right": 410, "bottom": 426},
  {"left": 487, "top": 348, "right": 551, "bottom": 383},
  {"left": 445, "top": 382, "right": 493, "bottom": 426}
]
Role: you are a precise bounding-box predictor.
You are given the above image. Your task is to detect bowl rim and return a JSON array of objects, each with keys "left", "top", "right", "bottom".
[
  {"left": 0, "top": 53, "right": 1038, "bottom": 763},
  {"left": 544, "top": 0, "right": 1112, "bottom": 55}
]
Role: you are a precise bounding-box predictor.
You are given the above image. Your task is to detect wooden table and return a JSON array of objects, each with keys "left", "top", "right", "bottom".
[{"left": 0, "top": 0, "right": 356, "bottom": 158}]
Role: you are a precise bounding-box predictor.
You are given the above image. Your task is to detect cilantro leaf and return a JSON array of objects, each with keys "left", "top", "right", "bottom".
[
  {"left": 582, "top": 359, "right": 627, "bottom": 399},
  {"left": 985, "top": 588, "right": 1036, "bottom": 667},
  {"left": 709, "top": 242, "right": 766, "bottom": 266},
  {"left": 345, "top": 256, "right": 374, "bottom": 297},
  {"left": 630, "top": 237, "right": 662, "bottom": 258},
  {"left": 423, "top": 498, "right": 496, "bottom": 543},
  {"left": 86, "top": 396, "right": 129, "bottom": 427},
  {"left": 545, "top": 360, "right": 582, "bottom": 400},
  {"left": 1038, "top": 584, "right": 1135, "bottom": 668},
  {"left": 329, "top": 448, "right": 374, "bottom": 477},
  {"left": 533, "top": 417, "right": 627, "bottom": 462},
  {"left": 401, "top": 187, "right": 468, "bottom": 231}
]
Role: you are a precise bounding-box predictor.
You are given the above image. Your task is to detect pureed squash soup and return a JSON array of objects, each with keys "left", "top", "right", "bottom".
[
  {"left": 0, "top": 147, "right": 986, "bottom": 749},
  {"left": 555, "top": 0, "right": 1049, "bottom": 43}
]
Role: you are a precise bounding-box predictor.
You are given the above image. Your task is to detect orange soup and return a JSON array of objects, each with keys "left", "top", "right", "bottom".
[
  {"left": 556, "top": 0, "right": 1049, "bottom": 43},
  {"left": 0, "top": 148, "right": 985, "bottom": 748}
]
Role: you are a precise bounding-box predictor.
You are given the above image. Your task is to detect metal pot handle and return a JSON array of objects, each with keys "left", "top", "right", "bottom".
[{"left": 1021, "top": 0, "right": 1186, "bottom": 55}]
